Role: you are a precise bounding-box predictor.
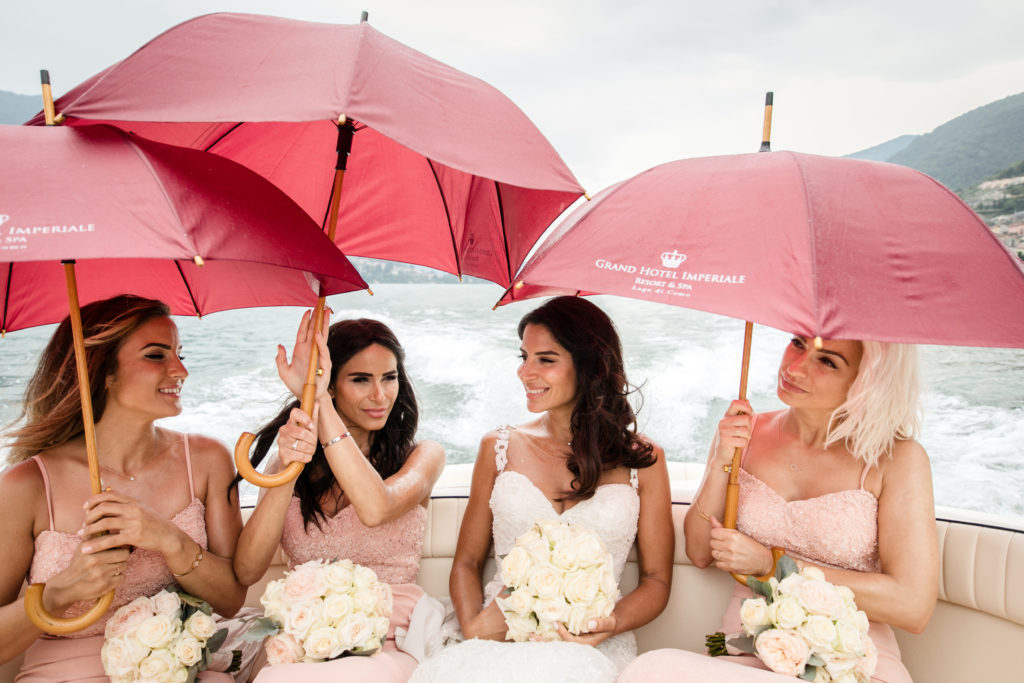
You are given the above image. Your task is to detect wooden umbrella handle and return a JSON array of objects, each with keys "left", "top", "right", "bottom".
[{"left": 24, "top": 585, "right": 115, "bottom": 635}]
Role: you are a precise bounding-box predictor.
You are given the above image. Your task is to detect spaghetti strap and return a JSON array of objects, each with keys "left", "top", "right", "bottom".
[
  {"left": 859, "top": 460, "right": 872, "bottom": 490},
  {"left": 629, "top": 468, "right": 639, "bottom": 491},
  {"left": 182, "top": 434, "right": 196, "bottom": 501},
  {"left": 31, "top": 455, "right": 55, "bottom": 531},
  {"left": 739, "top": 413, "right": 760, "bottom": 468},
  {"left": 494, "top": 425, "right": 511, "bottom": 473}
]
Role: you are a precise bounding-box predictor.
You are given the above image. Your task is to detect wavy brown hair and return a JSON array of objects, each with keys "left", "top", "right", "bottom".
[
  {"left": 5, "top": 295, "right": 172, "bottom": 464},
  {"left": 518, "top": 296, "right": 655, "bottom": 500},
  {"left": 237, "top": 319, "right": 419, "bottom": 530}
]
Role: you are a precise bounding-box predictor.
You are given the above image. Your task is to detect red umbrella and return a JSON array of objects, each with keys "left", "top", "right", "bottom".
[
  {"left": 1, "top": 122, "right": 366, "bottom": 633},
  {"left": 498, "top": 151, "right": 1024, "bottom": 348},
  {"left": 27, "top": 12, "right": 584, "bottom": 288}
]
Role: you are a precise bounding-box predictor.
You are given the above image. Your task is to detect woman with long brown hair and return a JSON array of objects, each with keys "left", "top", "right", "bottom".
[
  {"left": 0, "top": 294, "right": 245, "bottom": 681},
  {"left": 412, "top": 296, "right": 674, "bottom": 682}
]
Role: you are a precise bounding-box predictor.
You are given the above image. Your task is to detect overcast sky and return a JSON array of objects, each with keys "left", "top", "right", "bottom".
[{"left": 4, "top": 0, "right": 1023, "bottom": 191}]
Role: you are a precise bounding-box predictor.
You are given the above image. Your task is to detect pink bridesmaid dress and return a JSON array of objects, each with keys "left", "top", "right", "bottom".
[
  {"left": 251, "top": 498, "right": 429, "bottom": 682},
  {"left": 17, "top": 436, "right": 231, "bottom": 682},
  {"left": 620, "top": 440, "right": 914, "bottom": 683}
]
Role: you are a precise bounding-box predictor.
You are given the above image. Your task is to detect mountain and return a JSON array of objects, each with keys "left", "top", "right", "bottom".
[
  {"left": 885, "top": 92, "right": 1024, "bottom": 191},
  {"left": 0, "top": 91, "right": 40, "bottom": 124},
  {"left": 844, "top": 134, "right": 918, "bottom": 162}
]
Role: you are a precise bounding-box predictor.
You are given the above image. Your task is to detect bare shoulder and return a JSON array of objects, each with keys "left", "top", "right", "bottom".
[
  {"left": 401, "top": 439, "right": 445, "bottom": 487},
  {"left": 169, "top": 430, "right": 233, "bottom": 478},
  {"left": 878, "top": 438, "right": 932, "bottom": 495},
  {"left": 0, "top": 457, "right": 47, "bottom": 530}
]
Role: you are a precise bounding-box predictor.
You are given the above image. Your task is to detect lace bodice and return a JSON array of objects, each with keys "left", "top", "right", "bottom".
[
  {"left": 26, "top": 437, "right": 208, "bottom": 638},
  {"left": 281, "top": 497, "right": 427, "bottom": 584},
  {"left": 483, "top": 425, "right": 640, "bottom": 671}
]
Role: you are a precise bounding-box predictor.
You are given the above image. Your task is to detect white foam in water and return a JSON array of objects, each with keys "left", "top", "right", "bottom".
[{"left": 1, "top": 284, "right": 1022, "bottom": 524}]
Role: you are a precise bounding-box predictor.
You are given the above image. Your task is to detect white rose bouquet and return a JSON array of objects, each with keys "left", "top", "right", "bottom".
[
  {"left": 495, "top": 519, "right": 619, "bottom": 642},
  {"left": 707, "top": 556, "right": 877, "bottom": 682},
  {"left": 101, "top": 588, "right": 229, "bottom": 683},
  {"left": 242, "top": 558, "right": 392, "bottom": 665}
]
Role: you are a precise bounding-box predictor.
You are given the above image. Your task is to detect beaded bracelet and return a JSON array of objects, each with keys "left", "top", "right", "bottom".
[
  {"left": 321, "top": 431, "right": 351, "bottom": 449},
  {"left": 172, "top": 545, "right": 204, "bottom": 578}
]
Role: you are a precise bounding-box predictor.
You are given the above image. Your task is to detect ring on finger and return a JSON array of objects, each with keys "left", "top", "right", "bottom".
[{"left": 316, "top": 368, "right": 324, "bottom": 376}]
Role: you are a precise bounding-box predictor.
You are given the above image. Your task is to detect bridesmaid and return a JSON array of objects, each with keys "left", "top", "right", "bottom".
[
  {"left": 233, "top": 312, "right": 445, "bottom": 682},
  {"left": 0, "top": 295, "right": 244, "bottom": 681},
  {"left": 620, "top": 336, "right": 937, "bottom": 682}
]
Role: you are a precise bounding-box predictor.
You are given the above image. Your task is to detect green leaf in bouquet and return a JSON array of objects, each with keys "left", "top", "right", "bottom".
[
  {"left": 174, "top": 588, "right": 215, "bottom": 616},
  {"left": 807, "top": 653, "right": 824, "bottom": 667},
  {"left": 798, "top": 664, "right": 820, "bottom": 681},
  {"left": 725, "top": 634, "right": 756, "bottom": 655},
  {"left": 206, "top": 626, "right": 229, "bottom": 653},
  {"left": 775, "top": 554, "right": 799, "bottom": 581},
  {"left": 239, "top": 616, "right": 282, "bottom": 642},
  {"left": 331, "top": 646, "right": 381, "bottom": 660},
  {"left": 186, "top": 662, "right": 200, "bottom": 683},
  {"left": 747, "top": 576, "right": 773, "bottom": 601}
]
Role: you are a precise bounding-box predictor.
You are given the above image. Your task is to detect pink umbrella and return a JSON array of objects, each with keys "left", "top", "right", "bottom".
[
  {"left": 27, "top": 12, "right": 584, "bottom": 288},
  {"left": 1, "top": 122, "right": 366, "bottom": 633},
  {"left": 498, "top": 151, "right": 1024, "bottom": 348}
]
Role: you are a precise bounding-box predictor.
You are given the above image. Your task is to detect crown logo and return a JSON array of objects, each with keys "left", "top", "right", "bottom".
[{"left": 660, "top": 249, "right": 686, "bottom": 268}]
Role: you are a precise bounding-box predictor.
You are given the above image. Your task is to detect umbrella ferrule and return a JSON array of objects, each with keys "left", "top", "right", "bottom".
[{"left": 335, "top": 120, "right": 355, "bottom": 171}]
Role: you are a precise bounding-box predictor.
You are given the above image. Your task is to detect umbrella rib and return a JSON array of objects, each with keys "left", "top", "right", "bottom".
[
  {"left": 494, "top": 180, "right": 511, "bottom": 283},
  {"left": 1, "top": 263, "right": 11, "bottom": 333},
  {"left": 202, "top": 122, "right": 245, "bottom": 153},
  {"left": 174, "top": 261, "right": 202, "bottom": 317},
  {"left": 425, "top": 158, "right": 461, "bottom": 277}
]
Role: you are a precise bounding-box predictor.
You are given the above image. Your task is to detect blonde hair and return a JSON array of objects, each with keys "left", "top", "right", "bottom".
[{"left": 825, "top": 341, "right": 921, "bottom": 468}]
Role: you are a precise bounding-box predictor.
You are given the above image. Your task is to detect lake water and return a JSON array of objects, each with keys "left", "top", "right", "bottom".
[{"left": 2, "top": 284, "right": 1022, "bottom": 523}]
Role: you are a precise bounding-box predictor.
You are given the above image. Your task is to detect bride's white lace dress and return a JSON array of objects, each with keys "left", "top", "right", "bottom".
[{"left": 411, "top": 426, "right": 641, "bottom": 682}]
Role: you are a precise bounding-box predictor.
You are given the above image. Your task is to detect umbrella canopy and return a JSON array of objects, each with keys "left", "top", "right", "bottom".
[
  {"left": 28, "top": 12, "right": 584, "bottom": 287},
  {"left": 499, "top": 151, "right": 1024, "bottom": 348},
  {"left": 1, "top": 123, "right": 367, "bottom": 332}
]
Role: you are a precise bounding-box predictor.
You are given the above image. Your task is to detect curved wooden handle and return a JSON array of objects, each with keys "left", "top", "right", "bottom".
[
  {"left": 24, "top": 584, "right": 115, "bottom": 635},
  {"left": 731, "top": 547, "right": 786, "bottom": 587},
  {"left": 233, "top": 431, "right": 304, "bottom": 488}
]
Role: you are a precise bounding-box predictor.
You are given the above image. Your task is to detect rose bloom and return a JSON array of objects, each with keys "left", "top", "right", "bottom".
[
  {"left": 501, "top": 546, "right": 534, "bottom": 586},
  {"left": 562, "top": 570, "right": 600, "bottom": 605},
  {"left": 534, "top": 596, "right": 571, "bottom": 626},
  {"left": 373, "top": 616, "right": 391, "bottom": 639},
  {"left": 137, "top": 648, "right": 178, "bottom": 679},
  {"left": 541, "top": 521, "right": 573, "bottom": 549},
  {"left": 375, "top": 582, "right": 393, "bottom": 618},
  {"left": 152, "top": 590, "right": 182, "bottom": 618},
  {"left": 565, "top": 604, "right": 590, "bottom": 635},
  {"left": 324, "top": 560, "right": 355, "bottom": 591},
  {"left": 184, "top": 611, "right": 218, "bottom": 641},
  {"left": 769, "top": 595, "right": 808, "bottom": 630},
  {"left": 834, "top": 615, "right": 866, "bottom": 655},
  {"left": 283, "top": 562, "right": 328, "bottom": 604},
  {"left": 504, "top": 611, "right": 538, "bottom": 642},
  {"left": 523, "top": 535, "right": 551, "bottom": 566},
  {"left": 135, "top": 613, "right": 178, "bottom": 650},
  {"left": 172, "top": 633, "right": 204, "bottom": 667},
  {"left": 739, "top": 597, "right": 772, "bottom": 635},
  {"left": 353, "top": 587, "right": 380, "bottom": 614},
  {"left": 599, "top": 567, "right": 618, "bottom": 597},
  {"left": 169, "top": 665, "right": 189, "bottom": 683},
  {"left": 799, "top": 614, "right": 838, "bottom": 654},
  {"left": 303, "top": 626, "right": 343, "bottom": 661},
  {"left": 105, "top": 597, "right": 156, "bottom": 639},
  {"left": 526, "top": 565, "right": 564, "bottom": 600},
  {"left": 755, "top": 629, "right": 812, "bottom": 677},
  {"left": 339, "top": 612, "right": 374, "bottom": 652},
  {"left": 283, "top": 601, "right": 322, "bottom": 640},
  {"left": 855, "top": 631, "right": 879, "bottom": 679},
  {"left": 496, "top": 587, "right": 533, "bottom": 615},
  {"left": 795, "top": 579, "right": 848, "bottom": 619},
  {"left": 802, "top": 566, "right": 827, "bottom": 582},
  {"left": 820, "top": 651, "right": 860, "bottom": 677},
  {"left": 101, "top": 635, "right": 149, "bottom": 677},
  {"left": 323, "top": 591, "right": 356, "bottom": 622},
  {"left": 265, "top": 633, "right": 304, "bottom": 665},
  {"left": 352, "top": 565, "right": 379, "bottom": 592},
  {"left": 777, "top": 572, "right": 806, "bottom": 596}
]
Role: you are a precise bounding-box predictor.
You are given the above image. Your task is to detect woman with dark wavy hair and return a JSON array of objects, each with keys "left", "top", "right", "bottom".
[
  {"left": 234, "top": 312, "right": 444, "bottom": 682},
  {"left": 0, "top": 294, "right": 244, "bottom": 680},
  {"left": 413, "top": 296, "right": 673, "bottom": 682}
]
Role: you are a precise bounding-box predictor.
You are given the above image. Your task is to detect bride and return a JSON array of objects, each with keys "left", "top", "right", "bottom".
[{"left": 412, "top": 296, "right": 673, "bottom": 682}]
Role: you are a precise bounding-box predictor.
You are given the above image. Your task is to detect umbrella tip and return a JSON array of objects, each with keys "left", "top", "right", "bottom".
[
  {"left": 492, "top": 303, "right": 500, "bottom": 311},
  {"left": 813, "top": 336, "right": 823, "bottom": 350},
  {"left": 360, "top": 10, "right": 369, "bottom": 22},
  {"left": 584, "top": 192, "right": 592, "bottom": 201},
  {"left": 40, "top": 69, "right": 50, "bottom": 85},
  {"left": 193, "top": 255, "right": 205, "bottom": 267},
  {"left": 514, "top": 281, "right": 525, "bottom": 290},
  {"left": 366, "top": 287, "right": 374, "bottom": 296}
]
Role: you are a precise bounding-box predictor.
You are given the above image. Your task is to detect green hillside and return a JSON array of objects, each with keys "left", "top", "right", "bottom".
[
  {"left": 0, "top": 90, "right": 41, "bottom": 124},
  {"left": 845, "top": 134, "right": 918, "bottom": 162},
  {"left": 888, "top": 91, "right": 1024, "bottom": 191}
]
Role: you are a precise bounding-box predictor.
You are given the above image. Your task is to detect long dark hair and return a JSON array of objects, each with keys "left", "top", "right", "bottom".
[
  {"left": 5, "top": 295, "right": 171, "bottom": 463},
  {"left": 517, "top": 296, "right": 655, "bottom": 500},
  {"left": 236, "top": 319, "right": 419, "bottom": 529}
]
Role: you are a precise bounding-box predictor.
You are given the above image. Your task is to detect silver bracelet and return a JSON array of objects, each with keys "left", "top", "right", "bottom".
[{"left": 321, "top": 431, "right": 350, "bottom": 449}]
